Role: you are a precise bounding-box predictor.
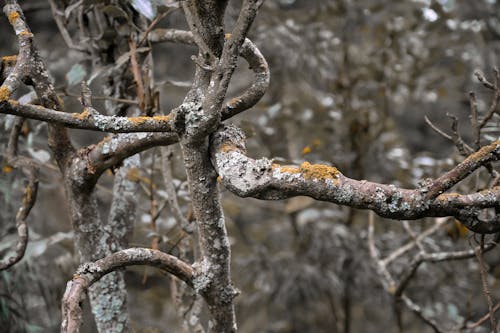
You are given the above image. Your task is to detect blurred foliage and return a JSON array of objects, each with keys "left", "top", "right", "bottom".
[{"left": 0, "top": 0, "right": 499, "bottom": 332}]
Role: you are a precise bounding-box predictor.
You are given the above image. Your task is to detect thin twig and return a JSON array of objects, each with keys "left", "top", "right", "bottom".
[{"left": 475, "top": 235, "right": 498, "bottom": 332}]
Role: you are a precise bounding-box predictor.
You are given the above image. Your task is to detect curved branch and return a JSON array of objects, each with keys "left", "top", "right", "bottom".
[
  {"left": 84, "top": 132, "right": 178, "bottom": 182},
  {"left": 0, "top": 159, "right": 38, "bottom": 270},
  {"left": 149, "top": 29, "right": 270, "bottom": 119},
  {"left": 0, "top": 118, "right": 39, "bottom": 270},
  {"left": 394, "top": 233, "right": 500, "bottom": 298},
  {"left": 3, "top": 0, "right": 75, "bottom": 168},
  {"left": 61, "top": 248, "right": 194, "bottom": 333},
  {"left": 210, "top": 125, "right": 500, "bottom": 233}
]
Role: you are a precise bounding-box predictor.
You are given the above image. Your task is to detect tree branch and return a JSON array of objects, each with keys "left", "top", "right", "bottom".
[
  {"left": 0, "top": 100, "right": 176, "bottom": 133},
  {"left": 61, "top": 248, "right": 194, "bottom": 333},
  {"left": 149, "top": 29, "right": 270, "bottom": 120},
  {"left": 210, "top": 125, "right": 500, "bottom": 233}
]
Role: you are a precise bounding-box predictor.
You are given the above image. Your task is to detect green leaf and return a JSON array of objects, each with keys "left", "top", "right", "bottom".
[
  {"left": 129, "top": 0, "right": 157, "bottom": 20},
  {"left": 65, "top": 63, "right": 87, "bottom": 87}
]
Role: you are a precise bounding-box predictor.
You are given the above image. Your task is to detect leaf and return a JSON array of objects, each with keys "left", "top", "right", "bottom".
[
  {"left": 65, "top": 63, "right": 87, "bottom": 87},
  {"left": 129, "top": 0, "right": 157, "bottom": 20}
]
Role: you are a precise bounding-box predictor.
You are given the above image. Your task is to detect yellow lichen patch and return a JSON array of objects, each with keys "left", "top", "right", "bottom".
[
  {"left": 227, "top": 97, "right": 241, "bottom": 107},
  {"left": 276, "top": 165, "right": 301, "bottom": 174},
  {"left": 302, "top": 145, "right": 312, "bottom": 155},
  {"left": 441, "top": 192, "right": 461, "bottom": 199},
  {"left": 225, "top": 33, "right": 232, "bottom": 39},
  {"left": 219, "top": 143, "right": 238, "bottom": 153},
  {"left": 72, "top": 109, "right": 91, "bottom": 120},
  {"left": 299, "top": 162, "right": 340, "bottom": 180},
  {"left": 19, "top": 30, "right": 33, "bottom": 38},
  {"left": 8, "top": 99, "right": 19, "bottom": 105},
  {"left": 128, "top": 114, "right": 171, "bottom": 125},
  {"left": 3, "top": 165, "right": 13, "bottom": 174},
  {"left": 2, "top": 55, "right": 17, "bottom": 66},
  {"left": 153, "top": 114, "right": 172, "bottom": 121},
  {"left": 128, "top": 116, "right": 150, "bottom": 125},
  {"left": 0, "top": 86, "right": 10, "bottom": 101},
  {"left": 217, "top": 176, "right": 222, "bottom": 182},
  {"left": 466, "top": 141, "right": 499, "bottom": 161},
  {"left": 8, "top": 11, "right": 19, "bottom": 24}
]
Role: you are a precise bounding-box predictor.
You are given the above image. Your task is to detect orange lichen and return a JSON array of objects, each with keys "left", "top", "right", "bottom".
[
  {"left": 128, "top": 114, "right": 171, "bottom": 125},
  {"left": 18, "top": 30, "right": 33, "bottom": 38},
  {"left": 274, "top": 161, "right": 340, "bottom": 180},
  {"left": 0, "top": 86, "right": 10, "bottom": 101},
  {"left": 467, "top": 140, "right": 500, "bottom": 161},
  {"left": 153, "top": 115, "right": 171, "bottom": 121},
  {"left": 227, "top": 97, "right": 241, "bottom": 107},
  {"left": 8, "top": 11, "right": 19, "bottom": 24},
  {"left": 299, "top": 162, "right": 340, "bottom": 180},
  {"left": 441, "top": 192, "right": 461, "bottom": 199},
  {"left": 72, "top": 109, "right": 91, "bottom": 120},
  {"left": 219, "top": 143, "right": 238, "bottom": 153},
  {"left": 2, "top": 55, "right": 17, "bottom": 66},
  {"left": 275, "top": 165, "right": 300, "bottom": 174}
]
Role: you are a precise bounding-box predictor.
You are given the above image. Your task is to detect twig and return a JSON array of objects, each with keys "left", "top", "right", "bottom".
[
  {"left": 475, "top": 235, "right": 498, "bottom": 332},
  {"left": 467, "top": 302, "right": 500, "bottom": 330},
  {"left": 469, "top": 91, "right": 481, "bottom": 150},
  {"left": 161, "top": 146, "right": 195, "bottom": 233}
]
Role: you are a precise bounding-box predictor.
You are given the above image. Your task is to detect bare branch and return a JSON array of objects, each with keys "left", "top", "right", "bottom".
[
  {"left": 61, "top": 248, "right": 194, "bottom": 333},
  {"left": 211, "top": 125, "right": 500, "bottom": 233},
  {"left": 0, "top": 100, "right": 177, "bottom": 133},
  {"left": 3, "top": 0, "right": 75, "bottom": 169},
  {"left": 475, "top": 236, "right": 498, "bottom": 332},
  {"left": 469, "top": 91, "right": 481, "bottom": 150},
  {"left": 149, "top": 29, "right": 270, "bottom": 120},
  {"left": 161, "top": 146, "right": 195, "bottom": 233},
  {"left": 0, "top": 89, "right": 41, "bottom": 269},
  {"left": 0, "top": 119, "right": 39, "bottom": 270}
]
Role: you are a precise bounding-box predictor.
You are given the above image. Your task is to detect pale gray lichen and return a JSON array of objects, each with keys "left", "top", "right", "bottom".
[{"left": 77, "top": 261, "right": 102, "bottom": 274}]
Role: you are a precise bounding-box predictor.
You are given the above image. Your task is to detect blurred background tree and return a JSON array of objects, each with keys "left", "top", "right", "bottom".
[{"left": 0, "top": 0, "right": 499, "bottom": 332}]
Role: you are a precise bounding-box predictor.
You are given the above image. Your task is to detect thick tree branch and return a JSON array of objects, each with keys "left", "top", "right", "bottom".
[
  {"left": 0, "top": 119, "right": 39, "bottom": 270},
  {"left": 181, "top": 140, "right": 238, "bottom": 333},
  {"left": 211, "top": 125, "right": 500, "bottom": 233},
  {"left": 149, "top": 29, "right": 270, "bottom": 120},
  {"left": 0, "top": 100, "right": 176, "bottom": 133},
  {"left": 61, "top": 248, "right": 194, "bottom": 333}
]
